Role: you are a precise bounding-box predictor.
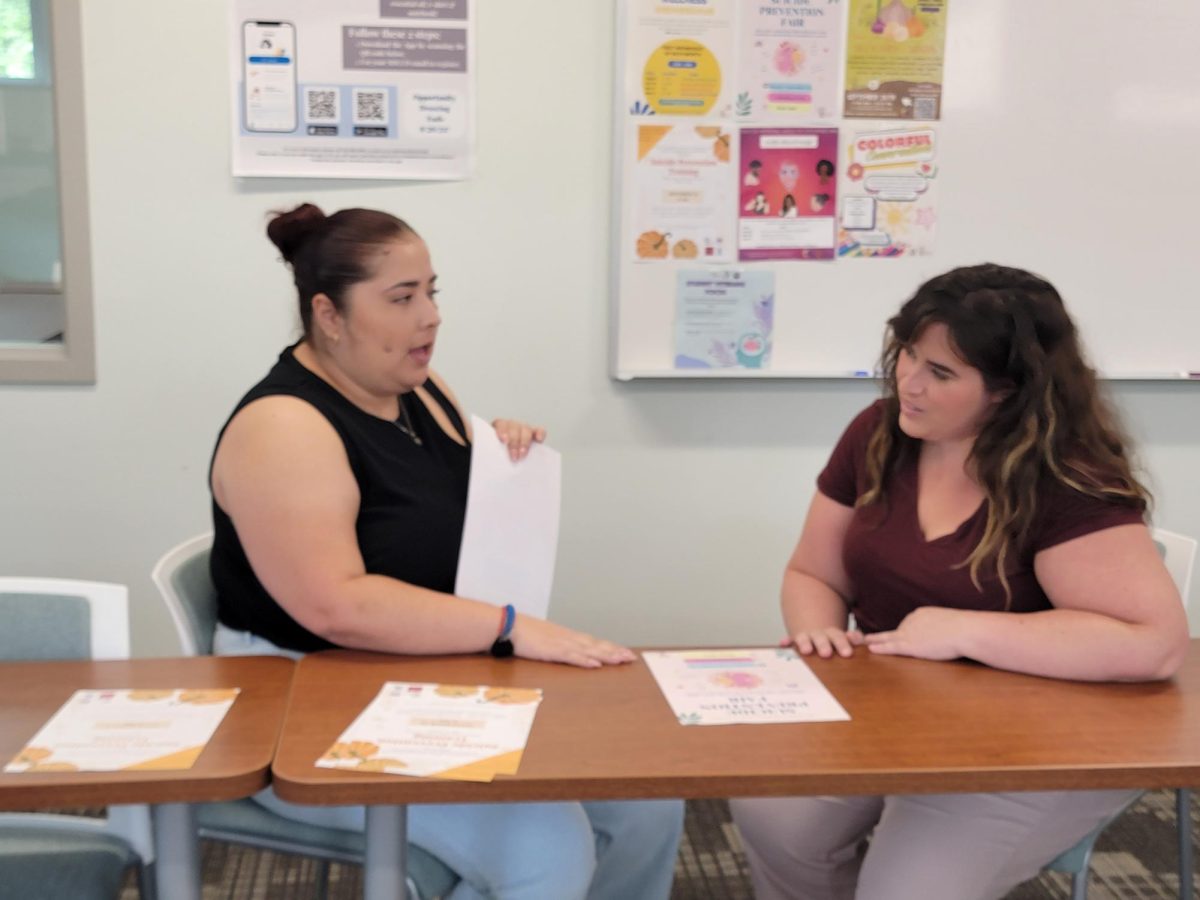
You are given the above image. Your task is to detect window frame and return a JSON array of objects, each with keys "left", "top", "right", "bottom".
[{"left": 0, "top": 0, "right": 94, "bottom": 384}]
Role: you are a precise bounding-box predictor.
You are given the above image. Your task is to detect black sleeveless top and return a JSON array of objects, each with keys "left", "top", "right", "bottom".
[{"left": 209, "top": 344, "right": 472, "bottom": 652}]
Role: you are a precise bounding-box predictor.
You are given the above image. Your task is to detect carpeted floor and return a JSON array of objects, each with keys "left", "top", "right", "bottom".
[{"left": 117, "top": 790, "right": 1196, "bottom": 898}]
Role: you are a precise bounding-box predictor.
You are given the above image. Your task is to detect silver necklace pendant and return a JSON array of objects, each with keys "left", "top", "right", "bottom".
[{"left": 395, "top": 402, "right": 423, "bottom": 446}]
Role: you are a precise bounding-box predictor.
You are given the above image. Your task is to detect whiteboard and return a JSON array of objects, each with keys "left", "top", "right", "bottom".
[{"left": 611, "top": 0, "right": 1200, "bottom": 380}]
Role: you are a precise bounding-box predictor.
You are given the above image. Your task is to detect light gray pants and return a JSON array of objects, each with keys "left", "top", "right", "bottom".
[{"left": 730, "top": 789, "right": 1140, "bottom": 900}]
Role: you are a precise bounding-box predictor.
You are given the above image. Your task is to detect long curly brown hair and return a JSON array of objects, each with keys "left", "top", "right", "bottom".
[{"left": 860, "top": 264, "right": 1148, "bottom": 602}]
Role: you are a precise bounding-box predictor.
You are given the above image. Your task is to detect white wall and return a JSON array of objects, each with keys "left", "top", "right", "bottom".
[{"left": 1, "top": 1, "right": 1198, "bottom": 656}]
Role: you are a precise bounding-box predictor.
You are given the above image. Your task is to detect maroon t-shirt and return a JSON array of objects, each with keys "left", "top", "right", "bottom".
[{"left": 817, "top": 401, "right": 1145, "bottom": 634}]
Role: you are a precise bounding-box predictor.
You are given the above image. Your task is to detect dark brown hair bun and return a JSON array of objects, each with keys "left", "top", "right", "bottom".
[{"left": 266, "top": 203, "right": 327, "bottom": 264}]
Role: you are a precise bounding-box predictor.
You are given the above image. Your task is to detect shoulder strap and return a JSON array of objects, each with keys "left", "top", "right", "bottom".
[{"left": 420, "top": 378, "right": 468, "bottom": 443}]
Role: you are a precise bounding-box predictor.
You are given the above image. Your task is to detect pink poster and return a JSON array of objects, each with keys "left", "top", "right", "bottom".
[{"left": 738, "top": 127, "right": 838, "bottom": 261}]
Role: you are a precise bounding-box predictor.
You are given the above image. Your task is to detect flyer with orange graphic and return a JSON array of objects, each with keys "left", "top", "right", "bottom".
[
  {"left": 316, "top": 682, "right": 542, "bottom": 782},
  {"left": 643, "top": 649, "right": 848, "bottom": 725},
  {"left": 4, "top": 688, "right": 240, "bottom": 772},
  {"left": 633, "top": 122, "right": 735, "bottom": 264}
]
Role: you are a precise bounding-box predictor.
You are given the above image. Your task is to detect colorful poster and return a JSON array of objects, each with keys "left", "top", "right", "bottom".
[
  {"left": 643, "top": 648, "right": 850, "bottom": 725},
  {"left": 317, "top": 682, "right": 542, "bottom": 782},
  {"left": 5, "top": 689, "right": 239, "bottom": 772},
  {"left": 838, "top": 125, "right": 938, "bottom": 257},
  {"left": 633, "top": 123, "right": 735, "bottom": 263},
  {"left": 738, "top": 127, "right": 838, "bottom": 261},
  {"left": 843, "top": 0, "right": 949, "bottom": 120},
  {"left": 625, "top": 0, "right": 735, "bottom": 118},
  {"left": 736, "top": 0, "right": 843, "bottom": 121},
  {"left": 674, "top": 269, "right": 774, "bottom": 370},
  {"left": 230, "top": 0, "right": 475, "bottom": 178}
]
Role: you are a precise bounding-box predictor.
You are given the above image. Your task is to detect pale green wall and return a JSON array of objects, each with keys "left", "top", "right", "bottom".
[{"left": 0, "top": 1, "right": 1197, "bottom": 656}]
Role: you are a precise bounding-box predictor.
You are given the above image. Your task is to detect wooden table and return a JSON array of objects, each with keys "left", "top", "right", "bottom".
[
  {"left": 272, "top": 644, "right": 1200, "bottom": 899},
  {"left": 0, "top": 655, "right": 294, "bottom": 900}
]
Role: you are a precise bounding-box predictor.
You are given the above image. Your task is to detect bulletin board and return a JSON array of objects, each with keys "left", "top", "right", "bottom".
[{"left": 610, "top": 0, "right": 1200, "bottom": 380}]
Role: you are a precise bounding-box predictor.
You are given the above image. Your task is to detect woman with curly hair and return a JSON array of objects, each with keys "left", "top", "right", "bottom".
[{"left": 731, "top": 263, "right": 1188, "bottom": 900}]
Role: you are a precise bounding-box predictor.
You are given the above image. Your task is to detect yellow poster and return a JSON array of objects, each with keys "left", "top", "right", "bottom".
[
  {"left": 625, "top": 0, "right": 735, "bottom": 118},
  {"left": 844, "top": 0, "right": 949, "bottom": 120}
]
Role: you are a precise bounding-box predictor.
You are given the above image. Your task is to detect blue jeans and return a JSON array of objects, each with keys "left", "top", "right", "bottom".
[{"left": 216, "top": 624, "right": 683, "bottom": 900}]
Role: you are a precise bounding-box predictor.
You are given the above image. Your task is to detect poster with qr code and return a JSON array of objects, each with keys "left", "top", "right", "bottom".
[
  {"left": 230, "top": 0, "right": 474, "bottom": 179},
  {"left": 843, "top": 0, "right": 948, "bottom": 120}
]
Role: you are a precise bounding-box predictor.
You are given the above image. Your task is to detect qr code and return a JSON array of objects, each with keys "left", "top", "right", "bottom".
[
  {"left": 353, "top": 88, "right": 389, "bottom": 125},
  {"left": 304, "top": 88, "right": 339, "bottom": 123},
  {"left": 913, "top": 96, "right": 938, "bottom": 120}
]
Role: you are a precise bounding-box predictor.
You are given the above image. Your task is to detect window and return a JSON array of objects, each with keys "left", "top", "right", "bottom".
[
  {"left": 0, "top": 0, "right": 94, "bottom": 383},
  {"left": 0, "top": 0, "right": 37, "bottom": 80}
]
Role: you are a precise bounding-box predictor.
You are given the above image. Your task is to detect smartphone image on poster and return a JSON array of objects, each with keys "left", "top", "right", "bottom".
[{"left": 243, "top": 20, "right": 297, "bottom": 133}]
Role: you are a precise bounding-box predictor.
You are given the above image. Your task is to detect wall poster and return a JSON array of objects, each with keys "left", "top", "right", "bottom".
[{"left": 230, "top": 0, "right": 475, "bottom": 179}]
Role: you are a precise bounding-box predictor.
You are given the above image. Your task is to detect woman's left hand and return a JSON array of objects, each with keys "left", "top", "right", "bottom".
[
  {"left": 491, "top": 419, "right": 547, "bottom": 461},
  {"left": 864, "top": 606, "right": 968, "bottom": 661}
]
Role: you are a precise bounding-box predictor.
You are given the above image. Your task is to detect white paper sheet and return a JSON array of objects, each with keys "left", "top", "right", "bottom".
[
  {"left": 454, "top": 415, "right": 561, "bottom": 619},
  {"left": 4, "top": 688, "right": 240, "bottom": 772},
  {"left": 315, "top": 681, "right": 542, "bottom": 781},
  {"left": 643, "top": 648, "right": 850, "bottom": 725}
]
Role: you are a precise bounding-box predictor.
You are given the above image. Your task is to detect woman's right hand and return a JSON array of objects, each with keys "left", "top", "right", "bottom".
[
  {"left": 510, "top": 615, "right": 636, "bottom": 669},
  {"left": 784, "top": 627, "right": 864, "bottom": 659}
]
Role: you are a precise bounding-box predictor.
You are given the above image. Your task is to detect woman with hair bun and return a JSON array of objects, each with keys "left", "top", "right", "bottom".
[
  {"left": 209, "top": 203, "right": 682, "bottom": 900},
  {"left": 731, "top": 263, "right": 1189, "bottom": 900}
]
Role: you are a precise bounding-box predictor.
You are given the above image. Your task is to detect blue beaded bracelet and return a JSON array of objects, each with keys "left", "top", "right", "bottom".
[
  {"left": 490, "top": 604, "right": 516, "bottom": 658},
  {"left": 497, "top": 603, "right": 516, "bottom": 640}
]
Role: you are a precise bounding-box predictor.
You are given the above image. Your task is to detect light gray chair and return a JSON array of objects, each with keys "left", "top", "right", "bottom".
[
  {"left": 0, "top": 824, "right": 142, "bottom": 900},
  {"left": 153, "top": 534, "right": 460, "bottom": 900},
  {"left": 1043, "top": 527, "right": 1197, "bottom": 900},
  {"left": 0, "top": 577, "right": 155, "bottom": 900}
]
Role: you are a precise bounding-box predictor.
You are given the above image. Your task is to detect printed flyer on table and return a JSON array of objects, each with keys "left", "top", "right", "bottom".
[
  {"left": 643, "top": 648, "right": 850, "bottom": 725},
  {"left": 317, "top": 682, "right": 542, "bottom": 782},
  {"left": 5, "top": 688, "right": 240, "bottom": 772}
]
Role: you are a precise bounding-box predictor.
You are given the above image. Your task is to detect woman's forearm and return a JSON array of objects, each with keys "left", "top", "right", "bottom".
[
  {"left": 302, "top": 575, "right": 502, "bottom": 654},
  {"left": 957, "top": 607, "right": 1187, "bottom": 682},
  {"left": 781, "top": 569, "right": 851, "bottom": 635}
]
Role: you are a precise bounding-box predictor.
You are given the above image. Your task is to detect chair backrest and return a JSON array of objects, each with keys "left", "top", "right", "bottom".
[
  {"left": 1151, "top": 528, "right": 1197, "bottom": 602},
  {"left": 0, "top": 578, "right": 129, "bottom": 661},
  {"left": 151, "top": 533, "right": 217, "bottom": 656}
]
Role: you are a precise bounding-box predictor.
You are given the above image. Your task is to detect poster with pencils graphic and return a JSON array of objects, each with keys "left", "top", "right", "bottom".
[{"left": 838, "top": 125, "right": 938, "bottom": 258}]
